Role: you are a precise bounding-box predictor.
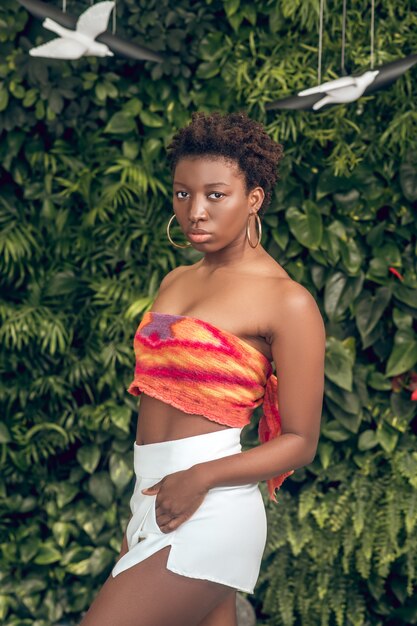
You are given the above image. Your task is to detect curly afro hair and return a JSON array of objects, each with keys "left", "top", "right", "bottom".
[{"left": 166, "top": 110, "right": 284, "bottom": 217}]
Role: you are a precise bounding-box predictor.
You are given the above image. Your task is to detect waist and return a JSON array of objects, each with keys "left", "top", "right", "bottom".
[
  {"left": 136, "top": 394, "right": 239, "bottom": 444},
  {"left": 133, "top": 427, "right": 244, "bottom": 478}
]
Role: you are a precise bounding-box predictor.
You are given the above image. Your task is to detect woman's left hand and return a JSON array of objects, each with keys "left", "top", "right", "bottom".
[{"left": 141, "top": 466, "right": 209, "bottom": 533}]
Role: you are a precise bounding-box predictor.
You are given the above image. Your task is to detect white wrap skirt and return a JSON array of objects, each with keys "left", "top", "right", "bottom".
[{"left": 111, "top": 427, "right": 268, "bottom": 594}]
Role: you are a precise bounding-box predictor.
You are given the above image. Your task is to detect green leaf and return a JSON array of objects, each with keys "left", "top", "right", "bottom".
[
  {"left": 324, "top": 338, "right": 353, "bottom": 391},
  {"left": 64, "top": 548, "right": 94, "bottom": 575},
  {"left": 25, "top": 422, "right": 68, "bottom": 444},
  {"left": 56, "top": 483, "right": 78, "bottom": 508},
  {"left": 243, "top": 4, "right": 257, "bottom": 25},
  {"left": 391, "top": 391, "right": 416, "bottom": 426},
  {"left": 61, "top": 546, "right": 92, "bottom": 567},
  {"left": 76, "top": 444, "right": 100, "bottom": 474},
  {"left": 142, "top": 137, "right": 162, "bottom": 161},
  {"left": 65, "top": 546, "right": 113, "bottom": 576},
  {"left": 110, "top": 405, "right": 131, "bottom": 433},
  {"left": 88, "top": 472, "right": 114, "bottom": 507},
  {"left": 285, "top": 201, "right": 323, "bottom": 249},
  {"left": 139, "top": 110, "right": 164, "bottom": 128},
  {"left": 393, "top": 282, "right": 417, "bottom": 309},
  {"left": 0, "top": 88, "right": 9, "bottom": 111},
  {"left": 385, "top": 338, "right": 417, "bottom": 377},
  {"left": 33, "top": 543, "right": 61, "bottom": 565},
  {"left": 327, "top": 398, "right": 363, "bottom": 434},
  {"left": 358, "top": 430, "right": 378, "bottom": 451},
  {"left": 333, "top": 188, "right": 361, "bottom": 212},
  {"left": 327, "top": 398, "right": 362, "bottom": 433},
  {"left": 376, "top": 422, "right": 399, "bottom": 453},
  {"left": 321, "top": 420, "right": 352, "bottom": 441},
  {"left": 324, "top": 272, "right": 364, "bottom": 323},
  {"left": 109, "top": 452, "right": 133, "bottom": 490},
  {"left": 105, "top": 81, "right": 118, "bottom": 99},
  {"left": 224, "top": 0, "right": 240, "bottom": 17},
  {"left": 35, "top": 99, "right": 45, "bottom": 119},
  {"left": 104, "top": 112, "right": 136, "bottom": 134},
  {"left": 196, "top": 61, "right": 220, "bottom": 79},
  {"left": 122, "top": 140, "right": 140, "bottom": 160},
  {"left": 49, "top": 91, "right": 64, "bottom": 114},
  {"left": 339, "top": 237, "right": 363, "bottom": 274},
  {"left": 51, "top": 521, "right": 73, "bottom": 548},
  {"left": 0, "top": 422, "right": 11, "bottom": 443},
  {"left": 123, "top": 97, "right": 143, "bottom": 116},
  {"left": 355, "top": 287, "right": 392, "bottom": 342},
  {"left": 89, "top": 546, "right": 115, "bottom": 576},
  {"left": 400, "top": 162, "right": 417, "bottom": 201},
  {"left": 316, "top": 169, "right": 352, "bottom": 199},
  {"left": 367, "top": 371, "right": 392, "bottom": 390},
  {"left": 325, "top": 374, "right": 360, "bottom": 413},
  {"left": 198, "top": 33, "right": 226, "bottom": 62},
  {"left": 373, "top": 241, "right": 402, "bottom": 267},
  {"left": 14, "top": 576, "right": 47, "bottom": 594},
  {"left": 0, "top": 594, "right": 9, "bottom": 621},
  {"left": 20, "top": 538, "right": 40, "bottom": 564},
  {"left": 95, "top": 82, "right": 107, "bottom": 101},
  {"left": 317, "top": 441, "right": 333, "bottom": 469},
  {"left": 77, "top": 508, "right": 106, "bottom": 540}
]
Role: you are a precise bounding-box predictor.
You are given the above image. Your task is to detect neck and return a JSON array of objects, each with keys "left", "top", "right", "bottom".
[{"left": 199, "top": 243, "right": 268, "bottom": 272}]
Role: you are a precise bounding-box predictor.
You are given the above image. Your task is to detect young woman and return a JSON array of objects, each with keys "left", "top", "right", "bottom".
[{"left": 79, "top": 111, "right": 325, "bottom": 626}]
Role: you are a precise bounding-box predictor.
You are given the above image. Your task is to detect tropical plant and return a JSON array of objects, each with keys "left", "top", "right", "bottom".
[{"left": 1, "top": 0, "right": 416, "bottom": 624}]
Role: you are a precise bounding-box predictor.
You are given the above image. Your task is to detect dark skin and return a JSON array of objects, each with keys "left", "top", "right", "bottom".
[{"left": 113, "top": 155, "right": 325, "bottom": 626}]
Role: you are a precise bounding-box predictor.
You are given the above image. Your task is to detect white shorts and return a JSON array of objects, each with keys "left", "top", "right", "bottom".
[{"left": 111, "top": 427, "right": 267, "bottom": 594}]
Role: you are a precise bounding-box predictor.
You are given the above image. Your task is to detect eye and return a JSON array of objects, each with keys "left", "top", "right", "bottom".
[{"left": 175, "top": 191, "right": 225, "bottom": 200}]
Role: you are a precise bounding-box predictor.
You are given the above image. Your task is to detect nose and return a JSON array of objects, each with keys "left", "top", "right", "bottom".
[{"left": 188, "top": 196, "right": 208, "bottom": 224}]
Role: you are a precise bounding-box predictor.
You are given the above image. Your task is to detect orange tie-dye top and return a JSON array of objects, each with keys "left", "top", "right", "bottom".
[{"left": 127, "top": 310, "right": 294, "bottom": 502}]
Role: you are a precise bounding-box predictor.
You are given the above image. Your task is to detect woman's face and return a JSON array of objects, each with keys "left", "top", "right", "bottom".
[{"left": 172, "top": 156, "right": 264, "bottom": 250}]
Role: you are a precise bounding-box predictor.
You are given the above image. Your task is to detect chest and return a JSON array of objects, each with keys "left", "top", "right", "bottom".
[{"left": 152, "top": 270, "right": 287, "bottom": 363}]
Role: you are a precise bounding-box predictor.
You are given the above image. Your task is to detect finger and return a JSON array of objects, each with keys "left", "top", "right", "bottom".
[
  {"left": 142, "top": 483, "right": 160, "bottom": 494},
  {"left": 159, "top": 518, "right": 180, "bottom": 533},
  {"left": 156, "top": 511, "right": 176, "bottom": 527}
]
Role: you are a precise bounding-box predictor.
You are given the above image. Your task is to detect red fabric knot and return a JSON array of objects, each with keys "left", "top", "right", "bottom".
[{"left": 258, "top": 374, "right": 295, "bottom": 503}]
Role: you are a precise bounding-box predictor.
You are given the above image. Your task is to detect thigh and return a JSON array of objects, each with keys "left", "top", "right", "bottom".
[
  {"left": 197, "top": 591, "right": 238, "bottom": 626},
  {"left": 78, "top": 546, "right": 236, "bottom": 626}
]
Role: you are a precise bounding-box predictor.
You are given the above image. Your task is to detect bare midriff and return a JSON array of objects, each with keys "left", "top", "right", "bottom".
[{"left": 135, "top": 394, "right": 232, "bottom": 445}]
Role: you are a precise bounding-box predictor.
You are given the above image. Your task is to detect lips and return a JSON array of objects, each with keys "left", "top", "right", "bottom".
[
  {"left": 187, "top": 231, "right": 212, "bottom": 242},
  {"left": 188, "top": 229, "right": 210, "bottom": 235}
]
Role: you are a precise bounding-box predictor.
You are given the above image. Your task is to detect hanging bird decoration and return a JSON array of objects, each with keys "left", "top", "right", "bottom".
[
  {"left": 16, "top": 0, "right": 164, "bottom": 62},
  {"left": 29, "top": 1, "right": 115, "bottom": 59},
  {"left": 266, "top": 56, "right": 417, "bottom": 111},
  {"left": 265, "top": 0, "right": 417, "bottom": 112}
]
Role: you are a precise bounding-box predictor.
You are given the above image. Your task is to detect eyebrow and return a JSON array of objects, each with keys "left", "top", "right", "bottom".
[{"left": 173, "top": 181, "right": 231, "bottom": 187}]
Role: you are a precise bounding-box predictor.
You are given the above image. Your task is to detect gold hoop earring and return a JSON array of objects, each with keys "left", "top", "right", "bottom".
[
  {"left": 167, "top": 214, "right": 192, "bottom": 248},
  {"left": 246, "top": 212, "right": 262, "bottom": 248}
]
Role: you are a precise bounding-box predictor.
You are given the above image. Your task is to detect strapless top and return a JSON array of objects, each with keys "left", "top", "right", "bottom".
[{"left": 127, "top": 310, "right": 294, "bottom": 502}]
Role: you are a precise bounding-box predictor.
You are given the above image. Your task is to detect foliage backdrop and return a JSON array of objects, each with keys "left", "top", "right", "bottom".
[{"left": 1, "top": 0, "right": 417, "bottom": 624}]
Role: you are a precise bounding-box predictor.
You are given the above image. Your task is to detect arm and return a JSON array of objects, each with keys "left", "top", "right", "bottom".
[
  {"left": 192, "top": 282, "right": 326, "bottom": 491},
  {"left": 117, "top": 515, "right": 132, "bottom": 561},
  {"left": 117, "top": 529, "right": 129, "bottom": 560},
  {"left": 116, "top": 515, "right": 132, "bottom": 562}
]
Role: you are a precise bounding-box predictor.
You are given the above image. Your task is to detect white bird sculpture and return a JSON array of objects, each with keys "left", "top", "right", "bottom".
[
  {"left": 265, "top": 55, "right": 417, "bottom": 112},
  {"left": 297, "top": 70, "right": 380, "bottom": 110},
  {"left": 29, "top": 0, "right": 115, "bottom": 59}
]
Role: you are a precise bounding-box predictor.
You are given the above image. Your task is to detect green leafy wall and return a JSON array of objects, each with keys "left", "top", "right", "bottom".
[{"left": 1, "top": 0, "right": 417, "bottom": 624}]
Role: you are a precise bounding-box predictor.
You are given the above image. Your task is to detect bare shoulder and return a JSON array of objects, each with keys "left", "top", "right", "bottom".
[
  {"left": 267, "top": 276, "right": 326, "bottom": 342},
  {"left": 158, "top": 264, "right": 189, "bottom": 292}
]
